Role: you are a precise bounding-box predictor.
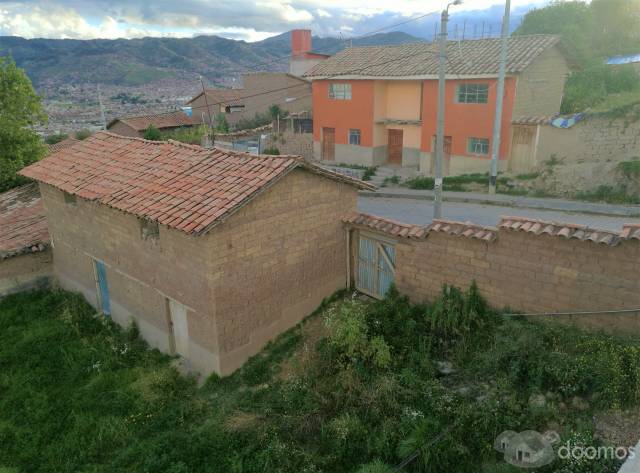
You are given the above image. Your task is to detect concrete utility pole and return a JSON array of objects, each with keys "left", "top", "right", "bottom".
[
  {"left": 434, "top": 0, "right": 462, "bottom": 219},
  {"left": 200, "top": 76, "right": 214, "bottom": 148},
  {"left": 488, "top": 0, "right": 511, "bottom": 194}
]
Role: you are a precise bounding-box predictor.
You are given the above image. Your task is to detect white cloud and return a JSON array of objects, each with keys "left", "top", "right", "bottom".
[{"left": 316, "top": 8, "right": 332, "bottom": 18}]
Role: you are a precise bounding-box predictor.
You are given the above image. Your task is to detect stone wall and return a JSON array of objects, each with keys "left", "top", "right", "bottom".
[
  {"left": 40, "top": 169, "right": 357, "bottom": 376},
  {"left": 509, "top": 116, "right": 640, "bottom": 195},
  {"left": 0, "top": 251, "right": 53, "bottom": 297}
]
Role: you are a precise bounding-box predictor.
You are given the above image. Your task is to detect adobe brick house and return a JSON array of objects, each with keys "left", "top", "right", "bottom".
[
  {"left": 186, "top": 30, "right": 322, "bottom": 129},
  {"left": 305, "top": 35, "right": 569, "bottom": 175},
  {"left": 0, "top": 184, "right": 51, "bottom": 296},
  {"left": 20, "top": 132, "right": 372, "bottom": 375},
  {"left": 107, "top": 111, "right": 199, "bottom": 138}
]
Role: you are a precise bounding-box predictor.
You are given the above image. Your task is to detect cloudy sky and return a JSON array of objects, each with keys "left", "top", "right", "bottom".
[{"left": 0, "top": 0, "right": 551, "bottom": 41}]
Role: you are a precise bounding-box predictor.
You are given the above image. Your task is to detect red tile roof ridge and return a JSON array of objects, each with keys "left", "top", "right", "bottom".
[
  {"left": 499, "top": 215, "right": 626, "bottom": 246},
  {"left": 428, "top": 218, "right": 498, "bottom": 241},
  {"left": 342, "top": 212, "right": 427, "bottom": 238}
]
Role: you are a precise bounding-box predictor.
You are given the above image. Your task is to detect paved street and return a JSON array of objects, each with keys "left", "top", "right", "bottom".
[{"left": 358, "top": 196, "right": 640, "bottom": 231}]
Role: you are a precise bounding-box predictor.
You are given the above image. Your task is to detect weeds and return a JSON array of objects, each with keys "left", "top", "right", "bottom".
[
  {"left": 1, "top": 287, "right": 636, "bottom": 472},
  {"left": 574, "top": 185, "right": 640, "bottom": 204}
]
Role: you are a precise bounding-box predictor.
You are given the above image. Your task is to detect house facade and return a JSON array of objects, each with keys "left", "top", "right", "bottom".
[
  {"left": 20, "top": 132, "right": 371, "bottom": 376},
  {"left": 305, "top": 35, "right": 569, "bottom": 175},
  {"left": 186, "top": 30, "right": 322, "bottom": 129}
]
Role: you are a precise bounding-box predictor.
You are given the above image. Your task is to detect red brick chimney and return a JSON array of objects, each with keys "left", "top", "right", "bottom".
[{"left": 291, "top": 29, "right": 312, "bottom": 58}]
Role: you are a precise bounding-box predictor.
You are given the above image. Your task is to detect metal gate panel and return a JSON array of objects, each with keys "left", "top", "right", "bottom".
[{"left": 356, "top": 234, "right": 396, "bottom": 299}]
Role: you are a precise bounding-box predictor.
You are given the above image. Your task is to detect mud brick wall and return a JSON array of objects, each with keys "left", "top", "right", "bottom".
[
  {"left": 392, "top": 228, "right": 640, "bottom": 333},
  {"left": 0, "top": 251, "right": 53, "bottom": 297}
]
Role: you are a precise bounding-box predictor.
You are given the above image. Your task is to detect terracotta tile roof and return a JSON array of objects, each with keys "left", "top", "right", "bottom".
[
  {"left": 108, "top": 111, "right": 199, "bottom": 132},
  {"left": 187, "top": 88, "right": 244, "bottom": 106},
  {"left": 305, "top": 35, "right": 560, "bottom": 78},
  {"left": 343, "top": 212, "right": 427, "bottom": 238},
  {"left": 429, "top": 219, "right": 498, "bottom": 242},
  {"left": 0, "top": 183, "right": 49, "bottom": 259},
  {"left": 621, "top": 224, "right": 640, "bottom": 240},
  {"left": 46, "top": 137, "right": 79, "bottom": 154},
  {"left": 20, "top": 132, "right": 373, "bottom": 236},
  {"left": 511, "top": 116, "right": 552, "bottom": 125},
  {"left": 499, "top": 216, "right": 624, "bottom": 246}
]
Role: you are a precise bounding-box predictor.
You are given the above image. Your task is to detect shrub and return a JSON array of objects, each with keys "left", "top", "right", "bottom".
[
  {"left": 143, "top": 124, "right": 162, "bottom": 141},
  {"left": 361, "top": 167, "right": 377, "bottom": 181},
  {"left": 75, "top": 129, "right": 92, "bottom": 140},
  {"left": 45, "top": 133, "right": 68, "bottom": 144},
  {"left": 262, "top": 147, "right": 280, "bottom": 155}
]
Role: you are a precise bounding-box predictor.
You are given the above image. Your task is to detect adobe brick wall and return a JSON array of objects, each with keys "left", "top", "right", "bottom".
[
  {"left": 267, "top": 131, "right": 313, "bottom": 160},
  {"left": 106, "top": 121, "right": 142, "bottom": 138},
  {"left": 0, "top": 251, "right": 53, "bottom": 297},
  {"left": 207, "top": 169, "right": 357, "bottom": 374},
  {"left": 368, "top": 229, "right": 640, "bottom": 334},
  {"left": 512, "top": 45, "right": 569, "bottom": 118},
  {"left": 39, "top": 169, "right": 357, "bottom": 376}
]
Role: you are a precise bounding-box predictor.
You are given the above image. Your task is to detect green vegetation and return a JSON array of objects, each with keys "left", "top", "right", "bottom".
[
  {"left": 110, "top": 92, "right": 147, "bottom": 104},
  {"left": 235, "top": 112, "right": 272, "bottom": 131},
  {"left": 75, "top": 129, "right": 92, "bottom": 140},
  {"left": 0, "top": 56, "right": 47, "bottom": 192},
  {"left": 216, "top": 114, "right": 230, "bottom": 133},
  {"left": 142, "top": 124, "right": 162, "bottom": 141},
  {"left": 2, "top": 287, "right": 638, "bottom": 472},
  {"left": 262, "top": 147, "right": 280, "bottom": 155},
  {"left": 361, "top": 167, "right": 377, "bottom": 181},
  {"left": 618, "top": 159, "right": 640, "bottom": 178},
  {"left": 164, "top": 125, "right": 207, "bottom": 145},
  {"left": 44, "top": 132, "right": 68, "bottom": 145},
  {"left": 404, "top": 173, "right": 512, "bottom": 192},
  {"left": 574, "top": 184, "right": 640, "bottom": 204},
  {"left": 515, "top": 172, "right": 540, "bottom": 181},
  {"left": 515, "top": 0, "right": 640, "bottom": 114},
  {"left": 268, "top": 104, "right": 289, "bottom": 121}
]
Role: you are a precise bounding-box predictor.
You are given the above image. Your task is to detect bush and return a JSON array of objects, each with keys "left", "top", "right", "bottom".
[
  {"left": 143, "top": 124, "right": 162, "bottom": 141},
  {"left": 262, "top": 147, "right": 280, "bottom": 155},
  {"left": 45, "top": 132, "right": 68, "bottom": 144},
  {"left": 75, "top": 129, "right": 92, "bottom": 140}
]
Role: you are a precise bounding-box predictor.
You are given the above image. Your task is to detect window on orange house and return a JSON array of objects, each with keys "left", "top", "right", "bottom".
[
  {"left": 468, "top": 137, "right": 490, "bottom": 155},
  {"left": 349, "top": 129, "right": 361, "bottom": 145},
  {"left": 457, "top": 84, "right": 489, "bottom": 103},
  {"left": 329, "top": 83, "right": 352, "bottom": 100}
]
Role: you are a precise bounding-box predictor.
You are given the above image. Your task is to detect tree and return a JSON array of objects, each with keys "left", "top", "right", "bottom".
[
  {"left": 143, "top": 124, "right": 162, "bottom": 141},
  {"left": 215, "top": 113, "right": 229, "bottom": 133},
  {"left": 267, "top": 104, "right": 288, "bottom": 121},
  {"left": 0, "top": 56, "right": 47, "bottom": 192}
]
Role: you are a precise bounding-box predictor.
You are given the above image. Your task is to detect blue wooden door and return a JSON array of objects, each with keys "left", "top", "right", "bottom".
[
  {"left": 356, "top": 235, "right": 396, "bottom": 299},
  {"left": 95, "top": 260, "right": 111, "bottom": 316}
]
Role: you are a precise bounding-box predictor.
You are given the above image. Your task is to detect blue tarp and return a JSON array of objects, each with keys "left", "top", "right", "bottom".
[
  {"left": 606, "top": 54, "right": 640, "bottom": 65},
  {"left": 550, "top": 113, "right": 585, "bottom": 129}
]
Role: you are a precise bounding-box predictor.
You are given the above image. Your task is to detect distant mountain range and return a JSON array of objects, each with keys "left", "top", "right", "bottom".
[{"left": 0, "top": 31, "right": 421, "bottom": 89}]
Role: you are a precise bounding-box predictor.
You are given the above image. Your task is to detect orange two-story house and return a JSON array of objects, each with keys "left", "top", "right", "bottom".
[{"left": 304, "top": 35, "right": 568, "bottom": 175}]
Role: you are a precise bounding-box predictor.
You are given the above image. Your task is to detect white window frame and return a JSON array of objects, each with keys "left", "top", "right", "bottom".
[
  {"left": 456, "top": 83, "right": 489, "bottom": 104},
  {"left": 348, "top": 129, "right": 361, "bottom": 145},
  {"left": 468, "top": 137, "right": 490, "bottom": 155},
  {"left": 329, "top": 83, "right": 352, "bottom": 100}
]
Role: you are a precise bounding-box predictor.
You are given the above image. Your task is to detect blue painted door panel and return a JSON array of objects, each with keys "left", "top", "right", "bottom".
[
  {"left": 95, "top": 260, "right": 111, "bottom": 315},
  {"left": 356, "top": 236, "right": 395, "bottom": 299}
]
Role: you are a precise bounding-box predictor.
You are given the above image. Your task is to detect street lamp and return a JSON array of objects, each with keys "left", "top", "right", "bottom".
[{"left": 434, "top": 0, "right": 462, "bottom": 219}]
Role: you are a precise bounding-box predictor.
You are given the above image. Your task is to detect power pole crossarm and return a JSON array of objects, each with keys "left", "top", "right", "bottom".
[{"left": 489, "top": 0, "right": 511, "bottom": 194}]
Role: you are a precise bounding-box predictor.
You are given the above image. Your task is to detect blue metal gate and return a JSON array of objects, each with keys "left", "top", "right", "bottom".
[
  {"left": 94, "top": 260, "right": 111, "bottom": 315},
  {"left": 356, "top": 235, "right": 396, "bottom": 299}
]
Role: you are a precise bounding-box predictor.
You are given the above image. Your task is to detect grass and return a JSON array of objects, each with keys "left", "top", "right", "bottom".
[
  {"left": 1, "top": 287, "right": 637, "bottom": 472},
  {"left": 618, "top": 160, "right": 640, "bottom": 179},
  {"left": 574, "top": 185, "right": 640, "bottom": 205}
]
